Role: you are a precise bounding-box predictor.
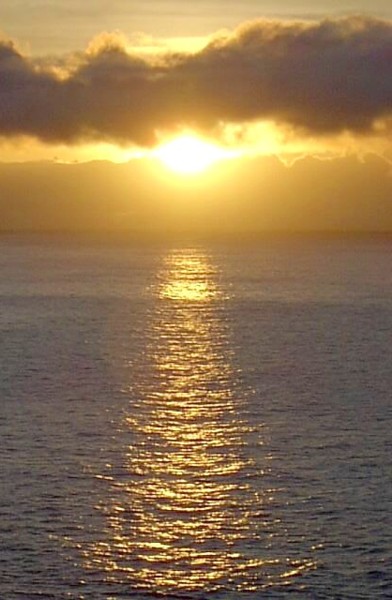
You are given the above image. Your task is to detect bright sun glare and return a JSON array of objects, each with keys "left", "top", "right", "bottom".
[{"left": 155, "top": 135, "right": 227, "bottom": 175}]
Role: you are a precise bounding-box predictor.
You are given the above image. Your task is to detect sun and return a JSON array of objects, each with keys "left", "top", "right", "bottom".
[{"left": 154, "top": 134, "right": 227, "bottom": 175}]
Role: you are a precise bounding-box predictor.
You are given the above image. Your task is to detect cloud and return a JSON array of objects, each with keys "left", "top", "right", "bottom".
[
  {"left": 0, "top": 154, "right": 391, "bottom": 232},
  {"left": 0, "top": 15, "right": 391, "bottom": 146}
]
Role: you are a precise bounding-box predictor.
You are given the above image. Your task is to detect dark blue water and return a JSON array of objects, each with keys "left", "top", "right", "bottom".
[{"left": 0, "top": 235, "right": 391, "bottom": 599}]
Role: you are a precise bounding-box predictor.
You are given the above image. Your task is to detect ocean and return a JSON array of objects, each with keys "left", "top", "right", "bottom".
[{"left": 0, "top": 234, "right": 391, "bottom": 599}]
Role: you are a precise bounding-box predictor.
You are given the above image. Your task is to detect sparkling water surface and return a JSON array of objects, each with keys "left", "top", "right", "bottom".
[{"left": 0, "top": 235, "right": 391, "bottom": 599}]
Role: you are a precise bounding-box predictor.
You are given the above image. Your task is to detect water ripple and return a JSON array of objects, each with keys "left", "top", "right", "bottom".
[{"left": 81, "top": 249, "right": 315, "bottom": 595}]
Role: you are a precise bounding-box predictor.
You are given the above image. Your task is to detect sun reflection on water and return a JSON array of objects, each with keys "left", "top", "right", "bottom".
[
  {"left": 82, "top": 249, "right": 316, "bottom": 594},
  {"left": 159, "top": 252, "right": 220, "bottom": 302}
]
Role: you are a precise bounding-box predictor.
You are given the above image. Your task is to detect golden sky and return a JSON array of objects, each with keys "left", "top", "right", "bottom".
[
  {"left": 1, "top": 1, "right": 391, "bottom": 54},
  {"left": 0, "top": 2, "right": 391, "bottom": 232}
]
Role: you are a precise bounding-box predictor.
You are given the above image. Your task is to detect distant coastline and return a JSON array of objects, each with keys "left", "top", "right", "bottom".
[{"left": 1, "top": 229, "right": 391, "bottom": 244}]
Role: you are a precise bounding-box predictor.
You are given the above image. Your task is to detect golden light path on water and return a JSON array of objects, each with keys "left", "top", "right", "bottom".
[{"left": 82, "top": 249, "right": 316, "bottom": 594}]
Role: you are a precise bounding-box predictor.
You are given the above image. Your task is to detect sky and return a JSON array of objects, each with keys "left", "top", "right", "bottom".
[{"left": 0, "top": 1, "right": 391, "bottom": 233}]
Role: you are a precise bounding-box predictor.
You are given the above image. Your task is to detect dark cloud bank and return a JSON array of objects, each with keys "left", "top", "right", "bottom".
[
  {"left": 0, "top": 15, "right": 391, "bottom": 145},
  {"left": 0, "top": 155, "right": 391, "bottom": 233}
]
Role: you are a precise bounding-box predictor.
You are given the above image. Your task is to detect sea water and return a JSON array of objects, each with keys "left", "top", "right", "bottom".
[{"left": 0, "top": 234, "right": 391, "bottom": 599}]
